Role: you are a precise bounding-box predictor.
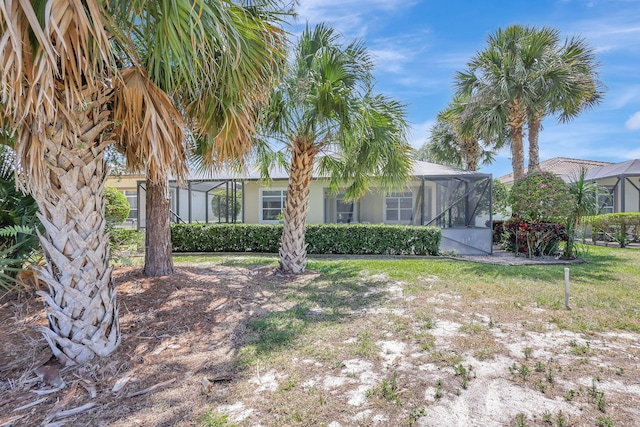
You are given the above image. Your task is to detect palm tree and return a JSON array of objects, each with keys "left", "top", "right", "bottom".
[
  {"left": 110, "top": 1, "right": 286, "bottom": 276},
  {"left": 526, "top": 36, "right": 603, "bottom": 171},
  {"left": 420, "top": 96, "right": 499, "bottom": 171},
  {"left": 257, "top": 24, "right": 413, "bottom": 274},
  {"left": 0, "top": 1, "right": 285, "bottom": 363},
  {"left": 456, "top": 25, "right": 597, "bottom": 180}
]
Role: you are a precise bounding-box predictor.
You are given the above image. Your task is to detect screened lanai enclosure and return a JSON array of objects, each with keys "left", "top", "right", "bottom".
[
  {"left": 135, "top": 179, "right": 244, "bottom": 227},
  {"left": 129, "top": 161, "right": 493, "bottom": 255}
]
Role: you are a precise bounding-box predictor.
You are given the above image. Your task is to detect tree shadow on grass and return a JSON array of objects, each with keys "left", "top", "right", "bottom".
[
  {"left": 1, "top": 257, "right": 391, "bottom": 426},
  {"left": 229, "top": 261, "right": 390, "bottom": 367},
  {"left": 460, "top": 251, "right": 621, "bottom": 284}
]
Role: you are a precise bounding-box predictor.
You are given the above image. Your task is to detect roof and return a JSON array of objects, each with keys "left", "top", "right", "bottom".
[
  {"left": 498, "top": 157, "right": 613, "bottom": 185},
  {"left": 585, "top": 159, "right": 640, "bottom": 180},
  {"left": 172, "top": 159, "right": 487, "bottom": 182}
]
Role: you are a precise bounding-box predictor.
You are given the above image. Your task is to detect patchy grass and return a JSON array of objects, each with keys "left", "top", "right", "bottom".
[{"left": 2, "top": 246, "right": 640, "bottom": 426}]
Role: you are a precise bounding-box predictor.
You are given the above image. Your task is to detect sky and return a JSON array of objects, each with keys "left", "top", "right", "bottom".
[{"left": 287, "top": 0, "right": 640, "bottom": 179}]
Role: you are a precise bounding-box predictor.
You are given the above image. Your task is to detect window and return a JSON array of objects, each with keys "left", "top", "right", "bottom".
[
  {"left": 122, "top": 190, "right": 138, "bottom": 220},
  {"left": 597, "top": 188, "right": 614, "bottom": 214},
  {"left": 336, "top": 194, "right": 355, "bottom": 223},
  {"left": 385, "top": 191, "right": 413, "bottom": 224},
  {"left": 261, "top": 189, "right": 287, "bottom": 222}
]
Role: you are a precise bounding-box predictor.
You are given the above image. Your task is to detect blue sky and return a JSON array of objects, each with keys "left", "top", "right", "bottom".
[{"left": 289, "top": 0, "right": 640, "bottom": 178}]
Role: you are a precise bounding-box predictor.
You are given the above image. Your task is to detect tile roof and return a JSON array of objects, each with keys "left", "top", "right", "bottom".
[{"left": 498, "top": 157, "right": 613, "bottom": 185}]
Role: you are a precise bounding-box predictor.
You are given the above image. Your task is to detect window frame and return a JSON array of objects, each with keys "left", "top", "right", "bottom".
[
  {"left": 383, "top": 191, "right": 414, "bottom": 224},
  {"left": 122, "top": 190, "right": 138, "bottom": 220},
  {"left": 260, "top": 188, "right": 287, "bottom": 223},
  {"left": 334, "top": 193, "right": 356, "bottom": 224}
]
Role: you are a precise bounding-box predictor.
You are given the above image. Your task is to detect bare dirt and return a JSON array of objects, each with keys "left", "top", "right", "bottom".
[{"left": 1, "top": 259, "right": 639, "bottom": 427}]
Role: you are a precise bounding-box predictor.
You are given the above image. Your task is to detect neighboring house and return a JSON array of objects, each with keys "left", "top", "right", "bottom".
[
  {"left": 584, "top": 159, "right": 640, "bottom": 214},
  {"left": 106, "top": 161, "right": 494, "bottom": 255},
  {"left": 498, "top": 157, "right": 640, "bottom": 214},
  {"left": 498, "top": 157, "right": 612, "bottom": 186}
]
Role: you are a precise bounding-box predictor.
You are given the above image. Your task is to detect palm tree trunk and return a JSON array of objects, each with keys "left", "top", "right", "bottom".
[
  {"left": 279, "top": 140, "right": 318, "bottom": 274},
  {"left": 527, "top": 116, "right": 541, "bottom": 171},
  {"left": 144, "top": 175, "right": 174, "bottom": 276},
  {"left": 35, "top": 85, "right": 120, "bottom": 364},
  {"left": 461, "top": 138, "right": 481, "bottom": 171},
  {"left": 508, "top": 101, "right": 527, "bottom": 180}
]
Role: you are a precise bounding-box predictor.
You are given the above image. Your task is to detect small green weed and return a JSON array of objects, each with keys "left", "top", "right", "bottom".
[
  {"left": 416, "top": 311, "right": 437, "bottom": 329},
  {"left": 434, "top": 379, "right": 443, "bottom": 399},
  {"left": 368, "top": 371, "right": 401, "bottom": 405},
  {"left": 454, "top": 364, "right": 474, "bottom": 389},
  {"left": 589, "top": 379, "right": 606, "bottom": 412},
  {"left": 568, "top": 340, "right": 591, "bottom": 356},
  {"left": 514, "top": 412, "right": 528, "bottom": 427},
  {"left": 510, "top": 363, "right": 530, "bottom": 381},
  {"left": 458, "top": 322, "right": 483, "bottom": 334},
  {"left": 354, "top": 331, "right": 378, "bottom": 358},
  {"left": 200, "top": 411, "right": 237, "bottom": 427},
  {"left": 596, "top": 416, "right": 614, "bottom": 427},
  {"left": 564, "top": 389, "right": 576, "bottom": 402},
  {"left": 407, "top": 406, "right": 427, "bottom": 426},
  {"left": 523, "top": 347, "right": 533, "bottom": 360},
  {"left": 545, "top": 369, "right": 554, "bottom": 384}
]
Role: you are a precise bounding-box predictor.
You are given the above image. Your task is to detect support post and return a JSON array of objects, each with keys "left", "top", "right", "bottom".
[{"left": 564, "top": 267, "right": 571, "bottom": 310}]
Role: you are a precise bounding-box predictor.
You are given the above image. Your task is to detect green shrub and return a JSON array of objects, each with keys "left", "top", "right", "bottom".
[
  {"left": 509, "top": 171, "right": 575, "bottom": 221},
  {"left": 492, "top": 179, "right": 510, "bottom": 216},
  {"left": 585, "top": 212, "right": 640, "bottom": 248},
  {"left": 502, "top": 217, "right": 567, "bottom": 257},
  {"left": 171, "top": 223, "right": 441, "bottom": 256},
  {"left": 109, "top": 228, "right": 144, "bottom": 253},
  {"left": 0, "top": 147, "right": 41, "bottom": 293},
  {"left": 105, "top": 186, "right": 130, "bottom": 226}
]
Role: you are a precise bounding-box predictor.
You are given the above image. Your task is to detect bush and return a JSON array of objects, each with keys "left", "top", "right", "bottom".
[
  {"left": 171, "top": 223, "right": 441, "bottom": 256},
  {"left": 109, "top": 228, "right": 144, "bottom": 253},
  {"left": 585, "top": 213, "right": 640, "bottom": 248},
  {"left": 509, "top": 171, "right": 574, "bottom": 221},
  {"left": 492, "top": 179, "right": 510, "bottom": 216},
  {"left": 502, "top": 217, "right": 568, "bottom": 257},
  {"left": 105, "top": 186, "right": 130, "bottom": 226},
  {"left": 490, "top": 220, "right": 505, "bottom": 244}
]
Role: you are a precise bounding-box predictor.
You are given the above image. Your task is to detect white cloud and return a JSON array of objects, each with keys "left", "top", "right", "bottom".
[
  {"left": 369, "top": 48, "right": 411, "bottom": 73},
  {"left": 625, "top": 111, "right": 640, "bottom": 130},
  {"left": 606, "top": 86, "right": 640, "bottom": 110},
  {"left": 294, "top": 0, "right": 416, "bottom": 38},
  {"left": 407, "top": 120, "right": 436, "bottom": 149}
]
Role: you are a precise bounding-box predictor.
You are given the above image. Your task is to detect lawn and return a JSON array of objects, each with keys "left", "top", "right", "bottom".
[{"left": 1, "top": 245, "right": 639, "bottom": 426}]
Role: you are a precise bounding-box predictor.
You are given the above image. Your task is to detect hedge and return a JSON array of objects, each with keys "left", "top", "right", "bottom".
[
  {"left": 171, "top": 223, "right": 441, "bottom": 256},
  {"left": 584, "top": 212, "right": 640, "bottom": 247}
]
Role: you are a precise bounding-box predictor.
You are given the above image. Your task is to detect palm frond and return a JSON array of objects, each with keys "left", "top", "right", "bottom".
[
  {"left": 1, "top": 0, "right": 114, "bottom": 194},
  {"left": 112, "top": 67, "right": 187, "bottom": 184}
]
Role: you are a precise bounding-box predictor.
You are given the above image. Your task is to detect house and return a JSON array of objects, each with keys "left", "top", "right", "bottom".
[
  {"left": 498, "top": 157, "right": 612, "bottom": 186},
  {"left": 106, "top": 161, "right": 494, "bottom": 255},
  {"left": 497, "top": 157, "right": 640, "bottom": 214},
  {"left": 584, "top": 159, "right": 640, "bottom": 213}
]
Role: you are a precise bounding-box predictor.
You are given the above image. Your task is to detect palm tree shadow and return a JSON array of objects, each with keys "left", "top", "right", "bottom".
[{"left": 229, "top": 261, "right": 391, "bottom": 364}]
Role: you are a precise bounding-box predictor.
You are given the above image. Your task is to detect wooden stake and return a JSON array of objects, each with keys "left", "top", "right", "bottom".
[{"left": 564, "top": 268, "right": 571, "bottom": 310}]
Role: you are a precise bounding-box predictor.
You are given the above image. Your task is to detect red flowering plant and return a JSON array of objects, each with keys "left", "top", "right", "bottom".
[
  {"left": 502, "top": 216, "right": 568, "bottom": 256},
  {"left": 505, "top": 171, "right": 574, "bottom": 257}
]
